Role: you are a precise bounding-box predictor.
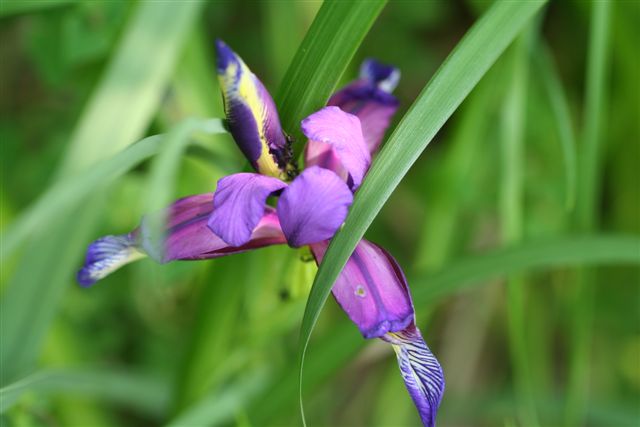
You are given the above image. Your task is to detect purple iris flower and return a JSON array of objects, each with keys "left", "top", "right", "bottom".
[{"left": 78, "top": 39, "right": 444, "bottom": 426}]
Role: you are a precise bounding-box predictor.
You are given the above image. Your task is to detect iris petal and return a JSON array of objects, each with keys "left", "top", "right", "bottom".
[
  {"left": 215, "top": 40, "right": 290, "bottom": 178},
  {"left": 311, "top": 238, "right": 444, "bottom": 426},
  {"left": 301, "top": 107, "right": 370, "bottom": 190},
  {"left": 277, "top": 166, "right": 353, "bottom": 247},
  {"left": 78, "top": 194, "right": 287, "bottom": 286},
  {"left": 328, "top": 59, "right": 400, "bottom": 154},
  {"left": 310, "top": 239, "right": 413, "bottom": 338},
  {"left": 77, "top": 234, "right": 144, "bottom": 287},
  {"left": 207, "top": 173, "right": 287, "bottom": 247},
  {"left": 384, "top": 324, "right": 445, "bottom": 427}
]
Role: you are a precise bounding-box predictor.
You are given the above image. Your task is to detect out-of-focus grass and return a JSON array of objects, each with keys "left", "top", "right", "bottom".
[{"left": 1, "top": 1, "right": 638, "bottom": 426}]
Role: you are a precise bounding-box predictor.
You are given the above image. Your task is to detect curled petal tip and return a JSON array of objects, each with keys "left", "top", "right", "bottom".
[
  {"left": 215, "top": 39, "right": 237, "bottom": 73},
  {"left": 385, "top": 325, "right": 445, "bottom": 427},
  {"left": 361, "top": 58, "right": 401, "bottom": 93},
  {"left": 77, "top": 234, "right": 144, "bottom": 287}
]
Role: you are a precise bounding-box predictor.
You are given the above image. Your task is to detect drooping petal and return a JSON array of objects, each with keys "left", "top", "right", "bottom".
[
  {"left": 207, "top": 173, "right": 286, "bottom": 247},
  {"left": 216, "top": 39, "right": 290, "bottom": 178},
  {"left": 328, "top": 59, "right": 400, "bottom": 154},
  {"left": 311, "top": 239, "right": 444, "bottom": 426},
  {"left": 384, "top": 323, "right": 445, "bottom": 427},
  {"left": 78, "top": 194, "right": 287, "bottom": 286},
  {"left": 77, "top": 234, "right": 145, "bottom": 287},
  {"left": 310, "top": 239, "right": 413, "bottom": 338},
  {"left": 301, "top": 106, "right": 370, "bottom": 190},
  {"left": 277, "top": 166, "right": 353, "bottom": 247}
]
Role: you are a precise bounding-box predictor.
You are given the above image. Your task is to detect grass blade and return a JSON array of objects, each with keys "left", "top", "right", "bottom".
[
  {"left": 566, "top": 1, "right": 612, "bottom": 425},
  {"left": 276, "top": 0, "right": 387, "bottom": 147},
  {"left": 414, "top": 234, "right": 640, "bottom": 303},
  {"left": 0, "top": 0, "right": 205, "bottom": 383},
  {"left": 59, "top": 0, "right": 205, "bottom": 175},
  {"left": 534, "top": 41, "right": 578, "bottom": 210},
  {"left": 500, "top": 28, "right": 537, "bottom": 426},
  {"left": 1, "top": 369, "right": 169, "bottom": 416},
  {"left": 298, "top": 0, "right": 547, "bottom": 422},
  {"left": 143, "top": 118, "right": 225, "bottom": 258},
  {"left": 167, "top": 369, "right": 270, "bottom": 427}
]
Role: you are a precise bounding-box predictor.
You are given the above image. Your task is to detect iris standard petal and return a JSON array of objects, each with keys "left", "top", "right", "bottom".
[
  {"left": 328, "top": 59, "right": 400, "bottom": 154},
  {"left": 277, "top": 166, "right": 353, "bottom": 247},
  {"left": 207, "top": 173, "right": 286, "bottom": 247},
  {"left": 78, "top": 194, "right": 287, "bottom": 286},
  {"left": 301, "top": 106, "right": 370, "bottom": 190},
  {"left": 77, "top": 234, "right": 145, "bottom": 287},
  {"left": 384, "top": 323, "right": 445, "bottom": 427},
  {"left": 215, "top": 39, "right": 290, "bottom": 178},
  {"left": 310, "top": 239, "right": 413, "bottom": 338}
]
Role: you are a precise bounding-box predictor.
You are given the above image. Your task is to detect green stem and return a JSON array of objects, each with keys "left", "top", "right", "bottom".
[
  {"left": 566, "top": 2, "right": 611, "bottom": 426},
  {"left": 500, "top": 28, "right": 538, "bottom": 426}
]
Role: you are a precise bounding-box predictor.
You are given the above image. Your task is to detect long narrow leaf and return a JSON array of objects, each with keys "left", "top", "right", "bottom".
[
  {"left": 276, "top": 0, "right": 387, "bottom": 146},
  {"left": 534, "top": 41, "right": 578, "bottom": 210},
  {"left": 0, "top": 1, "right": 205, "bottom": 383},
  {"left": 143, "top": 118, "right": 225, "bottom": 254},
  {"left": 298, "top": 0, "right": 548, "bottom": 421},
  {"left": 0, "top": 369, "right": 169, "bottom": 415}
]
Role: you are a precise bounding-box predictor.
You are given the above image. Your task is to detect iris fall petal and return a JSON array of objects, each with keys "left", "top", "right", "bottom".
[
  {"left": 384, "top": 323, "right": 445, "bottom": 427},
  {"left": 310, "top": 239, "right": 413, "bottom": 338},
  {"left": 78, "top": 194, "right": 287, "bottom": 286}
]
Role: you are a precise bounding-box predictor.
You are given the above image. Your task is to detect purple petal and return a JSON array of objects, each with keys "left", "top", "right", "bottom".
[
  {"left": 310, "top": 239, "right": 413, "bottom": 338},
  {"left": 215, "top": 40, "right": 290, "bottom": 178},
  {"left": 207, "top": 173, "right": 287, "bottom": 247},
  {"left": 78, "top": 194, "right": 287, "bottom": 286},
  {"left": 301, "top": 107, "right": 370, "bottom": 190},
  {"left": 384, "top": 323, "right": 445, "bottom": 427},
  {"left": 77, "top": 234, "right": 144, "bottom": 287},
  {"left": 277, "top": 166, "right": 353, "bottom": 247},
  {"left": 328, "top": 59, "right": 400, "bottom": 154}
]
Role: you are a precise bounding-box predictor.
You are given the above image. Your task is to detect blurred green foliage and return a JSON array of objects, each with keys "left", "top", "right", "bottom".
[{"left": 1, "top": 1, "right": 638, "bottom": 426}]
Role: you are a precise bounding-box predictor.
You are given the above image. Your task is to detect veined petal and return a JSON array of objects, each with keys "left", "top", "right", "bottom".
[
  {"left": 216, "top": 39, "right": 290, "bottom": 178},
  {"left": 78, "top": 194, "right": 287, "bottom": 286},
  {"left": 207, "top": 173, "right": 286, "bottom": 247},
  {"left": 277, "top": 166, "right": 352, "bottom": 247},
  {"left": 384, "top": 323, "right": 445, "bottom": 427},
  {"left": 310, "top": 239, "right": 413, "bottom": 338},
  {"left": 302, "top": 107, "right": 370, "bottom": 190},
  {"left": 328, "top": 59, "right": 400, "bottom": 154},
  {"left": 77, "top": 234, "right": 145, "bottom": 287}
]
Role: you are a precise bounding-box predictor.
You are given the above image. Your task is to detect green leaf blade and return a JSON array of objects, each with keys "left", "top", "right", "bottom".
[
  {"left": 298, "top": 0, "right": 548, "bottom": 422},
  {"left": 276, "top": 0, "right": 387, "bottom": 147}
]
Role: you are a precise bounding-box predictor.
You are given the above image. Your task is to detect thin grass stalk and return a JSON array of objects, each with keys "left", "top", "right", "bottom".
[
  {"left": 565, "top": 1, "right": 611, "bottom": 425},
  {"left": 500, "top": 29, "right": 538, "bottom": 426}
]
